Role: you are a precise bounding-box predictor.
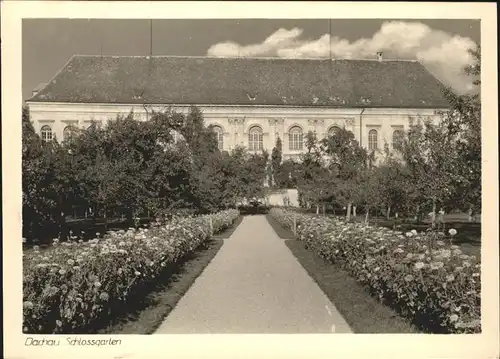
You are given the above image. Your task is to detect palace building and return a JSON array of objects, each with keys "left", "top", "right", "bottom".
[{"left": 26, "top": 54, "right": 450, "bottom": 161}]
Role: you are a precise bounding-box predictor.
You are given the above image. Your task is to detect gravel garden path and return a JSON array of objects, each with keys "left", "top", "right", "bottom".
[{"left": 154, "top": 215, "right": 352, "bottom": 334}]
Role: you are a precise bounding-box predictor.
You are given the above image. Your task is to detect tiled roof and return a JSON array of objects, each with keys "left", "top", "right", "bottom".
[{"left": 28, "top": 55, "right": 450, "bottom": 108}]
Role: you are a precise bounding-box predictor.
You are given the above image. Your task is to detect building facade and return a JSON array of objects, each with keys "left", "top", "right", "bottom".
[{"left": 26, "top": 55, "right": 450, "bottom": 161}]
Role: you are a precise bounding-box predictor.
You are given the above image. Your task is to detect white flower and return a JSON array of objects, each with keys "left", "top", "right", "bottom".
[
  {"left": 449, "top": 228, "right": 457, "bottom": 236},
  {"left": 411, "top": 229, "right": 418, "bottom": 235},
  {"left": 430, "top": 261, "right": 444, "bottom": 270},
  {"left": 405, "top": 232, "right": 413, "bottom": 238},
  {"left": 414, "top": 262, "right": 425, "bottom": 270},
  {"left": 449, "top": 314, "right": 459, "bottom": 322},
  {"left": 440, "top": 249, "right": 452, "bottom": 259},
  {"left": 23, "top": 301, "right": 34, "bottom": 309},
  {"left": 446, "top": 274, "right": 455, "bottom": 282}
]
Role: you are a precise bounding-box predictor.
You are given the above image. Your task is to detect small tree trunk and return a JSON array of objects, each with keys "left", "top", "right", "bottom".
[
  {"left": 293, "top": 214, "right": 297, "bottom": 237},
  {"left": 316, "top": 205, "right": 319, "bottom": 215},
  {"left": 353, "top": 205, "right": 357, "bottom": 218},
  {"left": 468, "top": 206, "right": 474, "bottom": 222},
  {"left": 104, "top": 207, "right": 108, "bottom": 232},
  {"left": 346, "top": 202, "right": 352, "bottom": 221},
  {"left": 365, "top": 207, "right": 369, "bottom": 223},
  {"left": 322, "top": 204, "right": 326, "bottom": 216},
  {"left": 414, "top": 204, "right": 420, "bottom": 222},
  {"left": 431, "top": 199, "right": 437, "bottom": 228},
  {"left": 58, "top": 210, "right": 67, "bottom": 240},
  {"left": 386, "top": 205, "right": 391, "bottom": 220}
]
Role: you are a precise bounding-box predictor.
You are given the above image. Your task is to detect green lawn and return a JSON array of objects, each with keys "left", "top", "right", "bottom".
[
  {"left": 266, "top": 213, "right": 422, "bottom": 333},
  {"left": 97, "top": 239, "right": 224, "bottom": 334},
  {"left": 285, "top": 239, "right": 420, "bottom": 333}
]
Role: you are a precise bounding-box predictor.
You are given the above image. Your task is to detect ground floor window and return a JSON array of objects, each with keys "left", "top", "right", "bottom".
[
  {"left": 248, "top": 126, "right": 263, "bottom": 151},
  {"left": 288, "top": 126, "right": 303, "bottom": 150},
  {"left": 41, "top": 125, "right": 53, "bottom": 142},
  {"left": 368, "top": 129, "right": 378, "bottom": 150}
]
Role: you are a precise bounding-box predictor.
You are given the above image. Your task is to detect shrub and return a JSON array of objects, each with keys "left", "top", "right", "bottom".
[
  {"left": 269, "top": 208, "right": 480, "bottom": 333},
  {"left": 23, "top": 209, "right": 239, "bottom": 334}
]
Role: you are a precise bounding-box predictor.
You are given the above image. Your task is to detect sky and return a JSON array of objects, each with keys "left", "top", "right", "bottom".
[{"left": 22, "top": 19, "right": 480, "bottom": 102}]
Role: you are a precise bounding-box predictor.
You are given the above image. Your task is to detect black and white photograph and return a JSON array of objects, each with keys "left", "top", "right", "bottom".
[{"left": 2, "top": 2, "right": 498, "bottom": 359}]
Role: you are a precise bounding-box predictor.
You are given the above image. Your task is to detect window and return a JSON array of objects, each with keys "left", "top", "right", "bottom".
[
  {"left": 288, "top": 126, "right": 303, "bottom": 150},
  {"left": 368, "top": 129, "right": 378, "bottom": 150},
  {"left": 328, "top": 126, "right": 341, "bottom": 137},
  {"left": 40, "top": 125, "right": 53, "bottom": 143},
  {"left": 392, "top": 129, "right": 404, "bottom": 150},
  {"left": 211, "top": 125, "right": 224, "bottom": 150},
  {"left": 63, "top": 125, "right": 76, "bottom": 142},
  {"left": 248, "top": 126, "right": 263, "bottom": 151}
]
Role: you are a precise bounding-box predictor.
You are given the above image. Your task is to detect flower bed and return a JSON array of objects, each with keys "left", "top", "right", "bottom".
[
  {"left": 269, "top": 208, "right": 481, "bottom": 333},
  {"left": 23, "top": 209, "right": 239, "bottom": 334}
]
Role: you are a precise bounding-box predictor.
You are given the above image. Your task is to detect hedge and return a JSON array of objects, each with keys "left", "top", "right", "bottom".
[
  {"left": 270, "top": 208, "right": 480, "bottom": 333},
  {"left": 23, "top": 209, "right": 240, "bottom": 334}
]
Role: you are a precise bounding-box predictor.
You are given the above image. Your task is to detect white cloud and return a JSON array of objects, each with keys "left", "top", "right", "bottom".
[
  {"left": 206, "top": 21, "right": 478, "bottom": 94},
  {"left": 207, "top": 27, "right": 303, "bottom": 57}
]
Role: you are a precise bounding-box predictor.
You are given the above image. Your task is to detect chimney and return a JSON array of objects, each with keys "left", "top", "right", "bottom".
[{"left": 377, "top": 52, "right": 383, "bottom": 62}]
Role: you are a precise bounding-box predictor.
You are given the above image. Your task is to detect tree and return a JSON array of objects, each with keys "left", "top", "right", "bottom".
[
  {"left": 399, "top": 114, "right": 466, "bottom": 226},
  {"left": 270, "top": 137, "right": 283, "bottom": 187},
  {"left": 278, "top": 159, "right": 300, "bottom": 188},
  {"left": 22, "top": 106, "right": 78, "bottom": 239},
  {"left": 441, "top": 46, "right": 481, "bottom": 220},
  {"left": 320, "top": 128, "right": 370, "bottom": 220},
  {"left": 296, "top": 131, "right": 330, "bottom": 213}
]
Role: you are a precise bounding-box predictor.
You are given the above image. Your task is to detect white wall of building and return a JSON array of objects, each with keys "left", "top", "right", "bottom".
[{"left": 27, "top": 101, "right": 445, "bottom": 160}]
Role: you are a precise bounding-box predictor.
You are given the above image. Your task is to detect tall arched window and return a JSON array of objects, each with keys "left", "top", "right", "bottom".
[
  {"left": 63, "top": 125, "right": 76, "bottom": 142},
  {"left": 368, "top": 129, "right": 378, "bottom": 150},
  {"left": 211, "top": 125, "right": 224, "bottom": 150},
  {"left": 248, "top": 126, "right": 263, "bottom": 152},
  {"left": 288, "top": 126, "right": 303, "bottom": 150},
  {"left": 40, "top": 125, "right": 53, "bottom": 143},
  {"left": 328, "top": 126, "right": 341, "bottom": 137},
  {"left": 392, "top": 129, "right": 404, "bottom": 150}
]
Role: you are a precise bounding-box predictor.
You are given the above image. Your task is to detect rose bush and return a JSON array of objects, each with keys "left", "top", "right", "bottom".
[
  {"left": 270, "top": 208, "right": 480, "bottom": 333},
  {"left": 23, "top": 209, "right": 239, "bottom": 334}
]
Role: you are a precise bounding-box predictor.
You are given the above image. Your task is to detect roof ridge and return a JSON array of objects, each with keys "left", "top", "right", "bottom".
[{"left": 71, "top": 54, "right": 419, "bottom": 62}]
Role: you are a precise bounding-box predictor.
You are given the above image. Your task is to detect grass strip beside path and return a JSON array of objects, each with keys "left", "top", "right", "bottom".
[
  {"left": 213, "top": 215, "right": 243, "bottom": 239},
  {"left": 265, "top": 214, "right": 296, "bottom": 239},
  {"left": 97, "top": 215, "right": 243, "bottom": 334},
  {"left": 285, "top": 240, "right": 420, "bottom": 333},
  {"left": 97, "top": 239, "right": 223, "bottom": 334}
]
